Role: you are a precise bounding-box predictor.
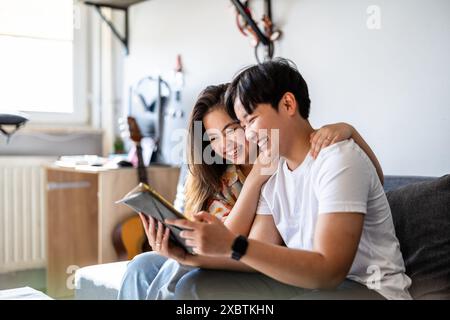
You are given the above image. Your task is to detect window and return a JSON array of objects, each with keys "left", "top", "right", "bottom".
[{"left": 0, "top": 0, "right": 88, "bottom": 123}]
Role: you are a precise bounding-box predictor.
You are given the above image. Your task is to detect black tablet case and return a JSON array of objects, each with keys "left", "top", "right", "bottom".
[{"left": 117, "top": 183, "right": 194, "bottom": 254}]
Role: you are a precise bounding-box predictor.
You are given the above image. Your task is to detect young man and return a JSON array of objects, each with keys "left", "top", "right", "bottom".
[{"left": 167, "top": 58, "right": 412, "bottom": 300}]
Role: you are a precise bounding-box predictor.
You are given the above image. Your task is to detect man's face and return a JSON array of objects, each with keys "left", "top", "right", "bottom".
[{"left": 233, "top": 98, "right": 281, "bottom": 158}]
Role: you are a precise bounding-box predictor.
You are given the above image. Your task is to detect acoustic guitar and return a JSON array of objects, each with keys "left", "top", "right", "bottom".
[{"left": 112, "top": 116, "right": 152, "bottom": 261}]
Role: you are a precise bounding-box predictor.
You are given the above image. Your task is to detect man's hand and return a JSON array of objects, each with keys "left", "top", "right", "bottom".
[
  {"left": 166, "top": 211, "right": 237, "bottom": 257},
  {"left": 138, "top": 213, "right": 187, "bottom": 263}
]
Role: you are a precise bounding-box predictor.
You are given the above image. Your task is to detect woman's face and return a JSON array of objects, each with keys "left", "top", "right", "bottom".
[{"left": 203, "top": 108, "right": 249, "bottom": 164}]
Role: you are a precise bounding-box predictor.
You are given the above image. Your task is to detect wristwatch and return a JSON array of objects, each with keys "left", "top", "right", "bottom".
[{"left": 231, "top": 235, "right": 248, "bottom": 261}]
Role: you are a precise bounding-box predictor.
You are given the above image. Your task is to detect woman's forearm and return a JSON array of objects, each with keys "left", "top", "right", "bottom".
[
  {"left": 223, "top": 174, "right": 266, "bottom": 236},
  {"left": 350, "top": 125, "right": 384, "bottom": 185}
]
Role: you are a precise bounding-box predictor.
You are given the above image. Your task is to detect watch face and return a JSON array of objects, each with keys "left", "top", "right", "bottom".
[
  {"left": 231, "top": 235, "right": 248, "bottom": 260},
  {"left": 231, "top": 251, "right": 240, "bottom": 260}
]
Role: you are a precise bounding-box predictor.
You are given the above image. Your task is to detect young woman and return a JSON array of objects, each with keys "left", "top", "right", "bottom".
[{"left": 117, "top": 84, "right": 384, "bottom": 299}]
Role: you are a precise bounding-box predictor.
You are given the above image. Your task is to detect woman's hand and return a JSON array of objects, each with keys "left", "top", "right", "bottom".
[
  {"left": 138, "top": 213, "right": 187, "bottom": 263},
  {"left": 166, "top": 211, "right": 236, "bottom": 257},
  {"left": 310, "top": 123, "right": 354, "bottom": 159},
  {"left": 249, "top": 149, "right": 279, "bottom": 183}
]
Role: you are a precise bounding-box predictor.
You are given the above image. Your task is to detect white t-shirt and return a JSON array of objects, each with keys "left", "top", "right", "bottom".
[{"left": 256, "top": 139, "right": 412, "bottom": 300}]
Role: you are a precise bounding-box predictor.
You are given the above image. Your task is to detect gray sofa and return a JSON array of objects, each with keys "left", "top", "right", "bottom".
[{"left": 74, "top": 174, "right": 450, "bottom": 300}]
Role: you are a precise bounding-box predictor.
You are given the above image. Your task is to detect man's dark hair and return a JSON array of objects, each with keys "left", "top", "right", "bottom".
[{"left": 225, "top": 58, "right": 311, "bottom": 120}]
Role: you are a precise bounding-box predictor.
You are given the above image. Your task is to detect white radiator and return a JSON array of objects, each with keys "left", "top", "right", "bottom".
[{"left": 0, "top": 157, "right": 55, "bottom": 273}]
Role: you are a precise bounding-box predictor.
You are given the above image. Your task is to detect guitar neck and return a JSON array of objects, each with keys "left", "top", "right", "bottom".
[{"left": 136, "top": 144, "right": 148, "bottom": 185}]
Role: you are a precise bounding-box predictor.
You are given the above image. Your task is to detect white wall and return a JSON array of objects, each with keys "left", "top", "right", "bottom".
[{"left": 124, "top": 0, "right": 450, "bottom": 176}]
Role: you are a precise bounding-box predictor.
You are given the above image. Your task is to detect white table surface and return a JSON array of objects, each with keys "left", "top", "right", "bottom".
[{"left": 0, "top": 286, "right": 53, "bottom": 300}]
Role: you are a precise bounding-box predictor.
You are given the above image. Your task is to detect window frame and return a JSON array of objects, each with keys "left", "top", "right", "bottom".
[{"left": 0, "top": 2, "right": 91, "bottom": 125}]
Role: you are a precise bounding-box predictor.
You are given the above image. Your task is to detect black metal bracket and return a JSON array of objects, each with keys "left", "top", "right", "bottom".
[
  {"left": 83, "top": 1, "right": 136, "bottom": 55},
  {"left": 95, "top": 5, "right": 129, "bottom": 54}
]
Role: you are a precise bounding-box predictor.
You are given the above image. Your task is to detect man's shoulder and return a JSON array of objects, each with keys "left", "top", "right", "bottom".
[
  {"left": 316, "top": 138, "right": 357, "bottom": 157},
  {"left": 310, "top": 139, "right": 378, "bottom": 194},
  {"left": 312, "top": 139, "right": 369, "bottom": 170}
]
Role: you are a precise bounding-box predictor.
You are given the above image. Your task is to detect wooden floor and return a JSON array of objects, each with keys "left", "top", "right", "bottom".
[{"left": 0, "top": 268, "right": 46, "bottom": 293}]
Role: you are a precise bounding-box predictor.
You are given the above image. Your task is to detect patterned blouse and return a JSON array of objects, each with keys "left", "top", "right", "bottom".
[{"left": 205, "top": 165, "right": 247, "bottom": 221}]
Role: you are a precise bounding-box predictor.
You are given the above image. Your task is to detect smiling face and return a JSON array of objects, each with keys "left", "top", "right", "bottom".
[
  {"left": 233, "top": 91, "right": 303, "bottom": 159},
  {"left": 233, "top": 100, "right": 283, "bottom": 159},
  {"left": 225, "top": 59, "right": 312, "bottom": 161},
  {"left": 203, "top": 107, "right": 249, "bottom": 164}
]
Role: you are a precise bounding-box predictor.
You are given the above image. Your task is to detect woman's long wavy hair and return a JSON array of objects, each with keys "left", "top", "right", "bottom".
[{"left": 184, "top": 84, "right": 229, "bottom": 216}]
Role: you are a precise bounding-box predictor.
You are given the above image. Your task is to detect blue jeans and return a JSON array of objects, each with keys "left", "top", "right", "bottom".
[
  {"left": 118, "top": 252, "right": 384, "bottom": 300},
  {"left": 117, "top": 251, "right": 194, "bottom": 300}
]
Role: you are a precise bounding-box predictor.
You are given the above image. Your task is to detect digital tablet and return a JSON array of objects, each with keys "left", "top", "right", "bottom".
[{"left": 116, "top": 183, "right": 194, "bottom": 254}]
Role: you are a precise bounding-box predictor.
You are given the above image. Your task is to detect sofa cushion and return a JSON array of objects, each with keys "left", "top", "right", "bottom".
[
  {"left": 386, "top": 174, "right": 450, "bottom": 299},
  {"left": 384, "top": 175, "right": 436, "bottom": 192},
  {"left": 74, "top": 261, "right": 128, "bottom": 300}
]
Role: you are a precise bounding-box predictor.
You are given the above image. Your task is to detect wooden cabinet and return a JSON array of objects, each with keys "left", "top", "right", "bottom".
[{"left": 45, "top": 165, "right": 180, "bottom": 298}]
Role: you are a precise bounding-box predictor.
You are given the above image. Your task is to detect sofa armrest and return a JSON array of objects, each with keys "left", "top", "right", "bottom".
[{"left": 74, "top": 261, "right": 129, "bottom": 300}]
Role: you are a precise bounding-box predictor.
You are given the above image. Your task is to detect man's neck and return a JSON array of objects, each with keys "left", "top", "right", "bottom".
[{"left": 284, "top": 121, "right": 314, "bottom": 171}]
